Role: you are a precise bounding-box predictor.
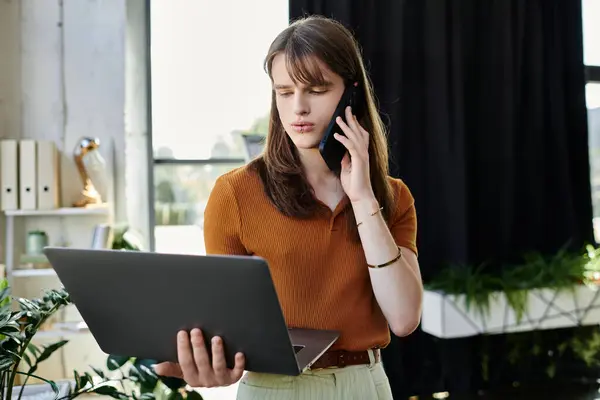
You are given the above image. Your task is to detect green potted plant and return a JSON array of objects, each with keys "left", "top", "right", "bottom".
[
  {"left": 0, "top": 280, "right": 200, "bottom": 400},
  {"left": 421, "top": 243, "right": 600, "bottom": 338}
]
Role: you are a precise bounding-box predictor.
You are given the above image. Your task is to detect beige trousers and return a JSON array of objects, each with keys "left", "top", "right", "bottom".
[{"left": 236, "top": 350, "right": 394, "bottom": 399}]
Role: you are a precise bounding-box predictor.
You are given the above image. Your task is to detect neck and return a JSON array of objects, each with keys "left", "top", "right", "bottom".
[{"left": 297, "top": 148, "right": 338, "bottom": 185}]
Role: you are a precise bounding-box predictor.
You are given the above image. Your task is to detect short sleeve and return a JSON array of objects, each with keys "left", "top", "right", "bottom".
[
  {"left": 389, "top": 179, "right": 418, "bottom": 256},
  {"left": 203, "top": 176, "right": 249, "bottom": 255}
]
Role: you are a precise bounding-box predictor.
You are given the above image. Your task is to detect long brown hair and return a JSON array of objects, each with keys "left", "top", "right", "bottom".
[{"left": 249, "top": 15, "right": 394, "bottom": 239}]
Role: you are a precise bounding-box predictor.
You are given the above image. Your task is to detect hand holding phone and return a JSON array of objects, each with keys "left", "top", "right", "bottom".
[{"left": 318, "top": 82, "right": 363, "bottom": 174}]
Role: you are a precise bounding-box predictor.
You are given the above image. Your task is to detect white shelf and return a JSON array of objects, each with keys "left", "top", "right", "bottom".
[
  {"left": 13, "top": 268, "right": 56, "bottom": 277},
  {"left": 4, "top": 205, "right": 109, "bottom": 217}
]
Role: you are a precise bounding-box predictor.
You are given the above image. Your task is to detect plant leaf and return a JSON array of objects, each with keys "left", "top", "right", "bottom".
[
  {"left": 18, "top": 297, "right": 41, "bottom": 312},
  {"left": 91, "top": 366, "right": 106, "bottom": 378},
  {"left": 15, "top": 371, "right": 59, "bottom": 397},
  {"left": 159, "top": 376, "right": 187, "bottom": 391},
  {"left": 0, "top": 356, "right": 16, "bottom": 370},
  {"left": 22, "top": 350, "right": 32, "bottom": 367},
  {"left": 107, "top": 354, "right": 130, "bottom": 370},
  {"left": 167, "top": 391, "right": 184, "bottom": 400},
  {"left": 185, "top": 390, "right": 204, "bottom": 400},
  {"left": 91, "top": 385, "right": 129, "bottom": 399},
  {"left": 36, "top": 339, "right": 69, "bottom": 364},
  {"left": 28, "top": 342, "right": 41, "bottom": 356}
]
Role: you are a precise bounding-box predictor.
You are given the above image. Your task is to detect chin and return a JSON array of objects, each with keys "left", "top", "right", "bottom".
[
  {"left": 287, "top": 133, "right": 323, "bottom": 150},
  {"left": 292, "top": 138, "right": 322, "bottom": 150}
]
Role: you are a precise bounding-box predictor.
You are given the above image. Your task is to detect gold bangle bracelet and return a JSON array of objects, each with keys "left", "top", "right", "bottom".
[
  {"left": 356, "top": 206, "right": 383, "bottom": 227},
  {"left": 367, "top": 246, "right": 403, "bottom": 269}
]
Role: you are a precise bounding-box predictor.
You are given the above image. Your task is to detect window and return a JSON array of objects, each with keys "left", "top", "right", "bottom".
[
  {"left": 588, "top": 84, "right": 600, "bottom": 240},
  {"left": 583, "top": 0, "right": 600, "bottom": 241},
  {"left": 150, "top": 1, "right": 289, "bottom": 254},
  {"left": 583, "top": 0, "right": 600, "bottom": 66}
]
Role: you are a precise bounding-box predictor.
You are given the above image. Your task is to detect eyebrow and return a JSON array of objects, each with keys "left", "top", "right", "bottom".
[{"left": 273, "top": 81, "right": 334, "bottom": 90}]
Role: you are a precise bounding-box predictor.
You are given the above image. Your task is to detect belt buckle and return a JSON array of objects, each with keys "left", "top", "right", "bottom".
[{"left": 337, "top": 351, "right": 346, "bottom": 367}]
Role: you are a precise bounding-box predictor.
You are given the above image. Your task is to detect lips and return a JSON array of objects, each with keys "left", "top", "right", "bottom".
[{"left": 291, "top": 123, "right": 315, "bottom": 133}]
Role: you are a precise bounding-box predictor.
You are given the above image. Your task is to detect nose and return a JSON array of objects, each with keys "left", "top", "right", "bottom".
[{"left": 293, "top": 92, "right": 309, "bottom": 116}]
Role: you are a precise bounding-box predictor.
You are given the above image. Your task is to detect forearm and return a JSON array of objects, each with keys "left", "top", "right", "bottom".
[{"left": 352, "top": 198, "right": 423, "bottom": 336}]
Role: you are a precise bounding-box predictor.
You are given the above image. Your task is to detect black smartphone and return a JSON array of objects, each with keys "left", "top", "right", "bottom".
[{"left": 318, "top": 82, "right": 363, "bottom": 174}]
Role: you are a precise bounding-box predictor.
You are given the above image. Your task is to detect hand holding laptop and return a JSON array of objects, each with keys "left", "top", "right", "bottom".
[
  {"left": 43, "top": 248, "right": 339, "bottom": 377},
  {"left": 154, "top": 328, "right": 246, "bottom": 387}
]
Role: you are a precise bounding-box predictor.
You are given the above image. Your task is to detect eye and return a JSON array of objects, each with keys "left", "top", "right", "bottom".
[
  {"left": 277, "top": 91, "right": 292, "bottom": 97},
  {"left": 309, "top": 89, "right": 328, "bottom": 95}
]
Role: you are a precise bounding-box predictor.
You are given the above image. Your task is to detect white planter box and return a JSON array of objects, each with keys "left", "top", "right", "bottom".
[
  {"left": 421, "top": 285, "right": 600, "bottom": 339},
  {"left": 9, "top": 381, "right": 72, "bottom": 400}
]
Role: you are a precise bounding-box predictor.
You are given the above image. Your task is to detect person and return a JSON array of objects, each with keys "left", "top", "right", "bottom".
[{"left": 154, "top": 14, "right": 423, "bottom": 399}]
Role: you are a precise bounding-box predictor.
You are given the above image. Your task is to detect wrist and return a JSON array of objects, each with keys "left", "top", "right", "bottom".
[{"left": 351, "top": 196, "right": 380, "bottom": 215}]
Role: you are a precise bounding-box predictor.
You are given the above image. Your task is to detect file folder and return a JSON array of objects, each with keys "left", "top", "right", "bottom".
[
  {"left": 36, "top": 140, "right": 60, "bottom": 209},
  {"left": 19, "top": 139, "right": 37, "bottom": 210},
  {"left": 1, "top": 140, "right": 18, "bottom": 210}
]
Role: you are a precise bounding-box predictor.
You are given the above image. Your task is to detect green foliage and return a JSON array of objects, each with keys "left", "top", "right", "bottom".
[
  {"left": 0, "top": 282, "right": 72, "bottom": 399},
  {"left": 425, "top": 243, "right": 600, "bottom": 321},
  {"left": 427, "top": 244, "right": 600, "bottom": 381},
  {"left": 111, "top": 224, "right": 142, "bottom": 251},
  {"left": 569, "top": 328, "right": 600, "bottom": 368},
  {"left": 0, "top": 280, "right": 199, "bottom": 400},
  {"left": 492, "top": 326, "right": 600, "bottom": 381}
]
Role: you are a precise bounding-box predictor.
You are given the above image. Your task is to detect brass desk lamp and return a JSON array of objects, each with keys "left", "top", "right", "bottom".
[{"left": 73, "top": 137, "right": 104, "bottom": 207}]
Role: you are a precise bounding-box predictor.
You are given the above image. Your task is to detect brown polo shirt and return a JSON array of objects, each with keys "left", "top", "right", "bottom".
[{"left": 203, "top": 164, "right": 417, "bottom": 351}]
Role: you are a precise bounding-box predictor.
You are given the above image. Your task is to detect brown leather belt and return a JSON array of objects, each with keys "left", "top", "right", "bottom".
[{"left": 309, "top": 349, "right": 380, "bottom": 370}]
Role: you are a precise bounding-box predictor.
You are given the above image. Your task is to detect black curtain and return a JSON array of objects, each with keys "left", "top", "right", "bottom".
[{"left": 290, "top": 0, "right": 594, "bottom": 397}]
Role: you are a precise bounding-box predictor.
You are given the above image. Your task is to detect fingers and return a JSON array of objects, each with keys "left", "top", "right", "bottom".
[
  {"left": 337, "top": 108, "right": 368, "bottom": 155},
  {"left": 333, "top": 132, "right": 357, "bottom": 158},
  {"left": 229, "top": 352, "right": 246, "bottom": 382},
  {"left": 153, "top": 362, "right": 183, "bottom": 378},
  {"left": 355, "top": 114, "right": 369, "bottom": 144},
  {"left": 344, "top": 106, "right": 369, "bottom": 146},
  {"left": 177, "top": 330, "right": 198, "bottom": 377},
  {"left": 337, "top": 108, "right": 359, "bottom": 145},
  {"left": 344, "top": 106, "right": 361, "bottom": 141},
  {"left": 174, "top": 330, "right": 245, "bottom": 388},
  {"left": 211, "top": 336, "right": 228, "bottom": 384},
  {"left": 190, "top": 329, "right": 211, "bottom": 373}
]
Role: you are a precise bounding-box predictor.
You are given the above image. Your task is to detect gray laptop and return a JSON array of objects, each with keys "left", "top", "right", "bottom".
[{"left": 43, "top": 247, "right": 340, "bottom": 376}]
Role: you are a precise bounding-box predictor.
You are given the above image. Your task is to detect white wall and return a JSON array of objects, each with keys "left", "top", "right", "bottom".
[
  {"left": 20, "top": 0, "right": 127, "bottom": 217},
  {"left": 0, "top": 0, "right": 21, "bottom": 142}
]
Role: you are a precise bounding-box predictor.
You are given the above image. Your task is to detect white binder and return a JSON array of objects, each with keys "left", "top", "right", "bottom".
[
  {"left": 19, "top": 139, "right": 37, "bottom": 210},
  {"left": 1, "top": 140, "right": 19, "bottom": 210},
  {"left": 36, "top": 141, "right": 59, "bottom": 209}
]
